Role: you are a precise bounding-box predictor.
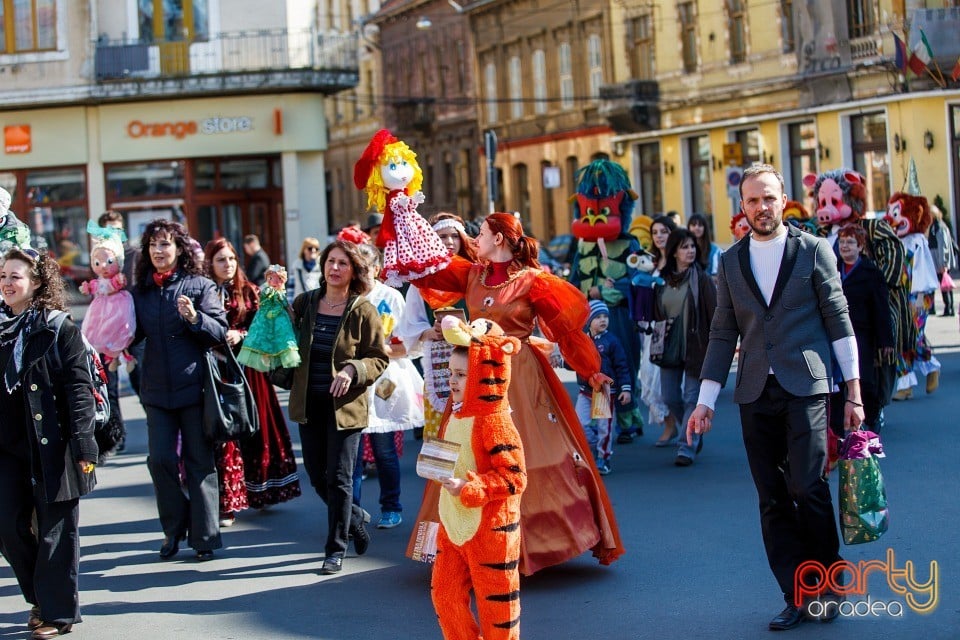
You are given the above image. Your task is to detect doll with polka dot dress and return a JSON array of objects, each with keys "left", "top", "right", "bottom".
[{"left": 354, "top": 129, "right": 451, "bottom": 287}]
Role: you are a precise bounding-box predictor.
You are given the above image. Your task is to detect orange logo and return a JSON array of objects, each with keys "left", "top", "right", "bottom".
[{"left": 4, "top": 125, "right": 31, "bottom": 153}]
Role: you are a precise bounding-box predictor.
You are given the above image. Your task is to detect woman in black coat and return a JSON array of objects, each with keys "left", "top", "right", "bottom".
[
  {"left": 833, "top": 225, "right": 894, "bottom": 431},
  {"left": 132, "top": 220, "right": 227, "bottom": 561},
  {"left": 0, "top": 247, "right": 97, "bottom": 639}
]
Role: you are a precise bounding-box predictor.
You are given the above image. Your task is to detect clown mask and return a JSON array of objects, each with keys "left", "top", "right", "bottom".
[{"left": 884, "top": 199, "right": 912, "bottom": 238}]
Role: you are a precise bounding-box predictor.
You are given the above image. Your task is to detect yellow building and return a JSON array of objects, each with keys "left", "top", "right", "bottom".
[{"left": 605, "top": 1, "right": 960, "bottom": 242}]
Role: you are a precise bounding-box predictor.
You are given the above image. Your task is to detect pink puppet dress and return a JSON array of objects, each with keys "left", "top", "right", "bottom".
[
  {"left": 80, "top": 222, "right": 136, "bottom": 365},
  {"left": 354, "top": 129, "right": 450, "bottom": 287}
]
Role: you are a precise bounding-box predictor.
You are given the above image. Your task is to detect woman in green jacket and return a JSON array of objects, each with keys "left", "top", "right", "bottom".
[{"left": 288, "top": 239, "right": 389, "bottom": 574}]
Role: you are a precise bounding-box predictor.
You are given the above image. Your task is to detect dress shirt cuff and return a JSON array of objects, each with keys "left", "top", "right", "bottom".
[
  {"left": 833, "top": 335, "right": 860, "bottom": 382},
  {"left": 696, "top": 379, "right": 722, "bottom": 411}
]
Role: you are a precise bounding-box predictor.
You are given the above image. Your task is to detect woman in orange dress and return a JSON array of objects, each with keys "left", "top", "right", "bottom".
[{"left": 406, "top": 213, "right": 624, "bottom": 575}]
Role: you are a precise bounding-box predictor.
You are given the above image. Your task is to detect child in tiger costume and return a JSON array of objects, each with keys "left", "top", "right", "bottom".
[{"left": 432, "top": 315, "right": 526, "bottom": 640}]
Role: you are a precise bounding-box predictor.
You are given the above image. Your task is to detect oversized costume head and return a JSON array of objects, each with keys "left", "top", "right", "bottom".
[
  {"left": 783, "top": 200, "right": 817, "bottom": 235},
  {"left": 803, "top": 169, "right": 867, "bottom": 227},
  {"left": 570, "top": 160, "right": 638, "bottom": 243},
  {"left": 441, "top": 316, "right": 520, "bottom": 417},
  {"left": 353, "top": 128, "right": 424, "bottom": 214},
  {"left": 884, "top": 192, "right": 932, "bottom": 238}
]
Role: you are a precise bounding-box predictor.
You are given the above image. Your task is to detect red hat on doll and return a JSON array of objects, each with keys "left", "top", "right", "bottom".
[{"left": 353, "top": 129, "right": 398, "bottom": 191}]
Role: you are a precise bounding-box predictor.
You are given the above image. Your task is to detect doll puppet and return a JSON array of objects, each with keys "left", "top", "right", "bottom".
[
  {"left": 80, "top": 220, "right": 136, "bottom": 369},
  {"left": 354, "top": 129, "right": 451, "bottom": 287},
  {"left": 884, "top": 192, "right": 940, "bottom": 397},
  {"left": 237, "top": 265, "right": 301, "bottom": 372},
  {"left": 729, "top": 212, "right": 751, "bottom": 241}
]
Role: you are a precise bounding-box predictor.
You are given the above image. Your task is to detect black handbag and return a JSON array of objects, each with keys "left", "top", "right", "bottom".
[
  {"left": 649, "top": 317, "right": 683, "bottom": 368},
  {"left": 202, "top": 346, "right": 259, "bottom": 443},
  {"left": 268, "top": 366, "right": 294, "bottom": 390}
]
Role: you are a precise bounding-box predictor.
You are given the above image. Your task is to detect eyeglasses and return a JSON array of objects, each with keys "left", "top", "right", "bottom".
[{"left": 305, "top": 247, "right": 320, "bottom": 253}]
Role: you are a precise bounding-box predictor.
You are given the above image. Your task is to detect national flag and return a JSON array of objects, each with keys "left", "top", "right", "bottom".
[
  {"left": 908, "top": 30, "right": 933, "bottom": 76},
  {"left": 952, "top": 56, "right": 960, "bottom": 82},
  {"left": 893, "top": 33, "right": 908, "bottom": 73}
]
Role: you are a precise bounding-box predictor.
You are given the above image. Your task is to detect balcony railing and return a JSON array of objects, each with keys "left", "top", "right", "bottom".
[
  {"left": 94, "top": 28, "right": 358, "bottom": 95},
  {"left": 598, "top": 80, "right": 660, "bottom": 134}
]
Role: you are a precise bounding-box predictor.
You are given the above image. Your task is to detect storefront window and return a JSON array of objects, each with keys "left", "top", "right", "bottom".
[
  {"left": 638, "top": 142, "right": 663, "bottom": 217},
  {"left": 0, "top": 172, "right": 15, "bottom": 200},
  {"left": 687, "top": 135, "right": 712, "bottom": 216},
  {"left": 850, "top": 113, "right": 889, "bottom": 215},
  {"left": 787, "top": 121, "right": 817, "bottom": 210},
  {"left": 220, "top": 159, "right": 268, "bottom": 189},
  {"left": 195, "top": 160, "right": 216, "bottom": 190},
  {"left": 107, "top": 161, "right": 185, "bottom": 198},
  {"left": 23, "top": 168, "right": 87, "bottom": 269}
]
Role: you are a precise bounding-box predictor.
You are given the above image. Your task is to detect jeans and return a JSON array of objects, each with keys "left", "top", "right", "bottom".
[
  {"left": 301, "top": 395, "right": 365, "bottom": 557},
  {"left": 574, "top": 391, "right": 613, "bottom": 462},
  {"left": 660, "top": 366, "right": 701, "bottom": 459},
  {"left": 352, "top": 432, "right": 402, "bottom": 513}
]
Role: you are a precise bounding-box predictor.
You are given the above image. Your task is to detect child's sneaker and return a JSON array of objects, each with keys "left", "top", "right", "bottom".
[{"left": 597, "top": 460, "right": 612, "bottom": 476}]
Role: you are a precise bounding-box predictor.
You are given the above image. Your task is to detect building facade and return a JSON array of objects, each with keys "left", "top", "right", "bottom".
[
  {"left": 464, "top": 0, "right": 620, "bottom": 240},
  {"left": 0, "top": 0, "right": 358, "bottom": 269},
  {"left": 604, "top": 0, "right": 960, "bottom": 242}
]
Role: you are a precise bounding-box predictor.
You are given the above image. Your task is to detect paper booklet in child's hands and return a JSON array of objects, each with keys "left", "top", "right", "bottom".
[{"left": 416, "top": 437, "right": 461, "bottom": 481}]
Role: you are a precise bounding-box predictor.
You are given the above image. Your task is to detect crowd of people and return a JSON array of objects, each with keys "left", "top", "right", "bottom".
[{"left": 0, "top": 165, "right": 956, "bottom": 637}]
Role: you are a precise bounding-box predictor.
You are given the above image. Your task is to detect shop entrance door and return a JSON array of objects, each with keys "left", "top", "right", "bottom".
[{"left": 196, "top": 199, "right": 284, "bottom": 266}]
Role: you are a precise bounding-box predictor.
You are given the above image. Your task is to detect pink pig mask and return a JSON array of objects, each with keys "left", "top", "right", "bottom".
[{"left": 812, "top": 178, "right": 852, "bottom": 226}]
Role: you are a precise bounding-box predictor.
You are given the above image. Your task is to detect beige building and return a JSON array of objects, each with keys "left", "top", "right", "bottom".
[
  {"left": 604, "top": 1, "right": 960, "bottom": 242},
  {"left": 465, "top": 0, "right": 621, "bottom": 240},
  {"left": 1, "top": 0, "right": 358, "bottom": 267}
]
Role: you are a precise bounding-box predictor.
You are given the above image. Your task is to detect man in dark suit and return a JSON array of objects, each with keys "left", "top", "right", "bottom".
[
  {"left": 243, "top": 234, "right": 270, "bottom": 286},
  {"left": 687, "top": 164, "right": 865, "bottom": 631}
]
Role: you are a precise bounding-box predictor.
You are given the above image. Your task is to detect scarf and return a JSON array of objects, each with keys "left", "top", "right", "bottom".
[
  {"left": 303, "top": 258, "right": 317, "bottom": 272},
  {"left": 2, "top": 308, "right": 38, "bottom": 393},
  {"left": 153, "top": 270, "right": 175, "bottom": 288}
]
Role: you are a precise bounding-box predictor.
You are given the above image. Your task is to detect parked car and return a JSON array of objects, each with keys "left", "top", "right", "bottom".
[{"left": 545, "top": 233, "right": 577, "bottom": 278}]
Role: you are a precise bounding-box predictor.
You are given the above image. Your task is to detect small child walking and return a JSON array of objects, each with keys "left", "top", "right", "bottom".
[
  {"left": 431, "top": 316, "right": 526, "bottom": 640},
  {"left": 574, "top": 300, "right": 633, "bottom": 475}
]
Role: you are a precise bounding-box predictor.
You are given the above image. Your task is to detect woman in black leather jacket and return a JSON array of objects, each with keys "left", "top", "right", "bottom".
[{"left": 132, "top": 220, "right": 227, "bottom": 562}]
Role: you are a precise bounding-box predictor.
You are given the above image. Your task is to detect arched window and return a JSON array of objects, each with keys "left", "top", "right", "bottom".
[
  {"left": 485, "top": 62, "right": 498, "bottom": 123},
  {"left": 558, "top": 43, "right": 573, "bottom": 110},
  {"left": 533, "top": 49, "right": 547, "bottom": 114},
  {"left": 588, "top": 35, "right": 603, "bottom": 101},
  {"left": 509, "top": 56, "right": 523, "bottom": 119}
]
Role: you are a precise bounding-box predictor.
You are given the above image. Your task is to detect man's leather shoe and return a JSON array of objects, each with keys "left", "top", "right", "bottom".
[
  {"left": 351, "top": 520, "right": 371, "bottom": 555},
  {"left": 809, "top": 592, "right": 842, "bottom": 623},
  {"left": 320, "top": 555, "right": 343, "bottom": 574},
  {"left": 28, "top": 605, "right": 42, "bottom": 629},
  {"left": 31, "top": 622, "right": 72, "bottom": 639},
  {"left": 159, "top": 534, "right": 183, "bottom": 560},
  {"left": 196, "top": 550, "right": 214, "bottom": 562},
  {"left": 769, "top": 603, "right": 805, "bottom": 631}
]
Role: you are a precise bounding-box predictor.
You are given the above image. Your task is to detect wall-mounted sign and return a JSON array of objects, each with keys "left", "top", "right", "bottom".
[
  {"left": 722, "top": 142, "right": 743, "bottom": 167},
  {"left": 126, "top": 116, "right": 254, "bottom": 140},
  {"left": 542, "top": 166, "right": 561, "bottom": 189},
  {"left": 4, "top": 125, "right": 31, "bottom": 154}
]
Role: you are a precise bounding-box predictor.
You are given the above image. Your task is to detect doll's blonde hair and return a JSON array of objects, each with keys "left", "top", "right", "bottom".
[{"left": 362, "top": 140, "right": 423, "bottom": 213}]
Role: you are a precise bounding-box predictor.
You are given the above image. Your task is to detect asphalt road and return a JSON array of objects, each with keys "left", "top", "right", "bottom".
[{"left": 1, "top": 313, "right": 958, "bottom": 639}]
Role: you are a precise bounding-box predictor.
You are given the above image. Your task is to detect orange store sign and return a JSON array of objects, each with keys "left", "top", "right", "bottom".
[
  {"left": 4, "top": 125, "right": 31, "bottom": 153},
  {"left": 126, "top": 116, "right": 253, "bottom": 140}
]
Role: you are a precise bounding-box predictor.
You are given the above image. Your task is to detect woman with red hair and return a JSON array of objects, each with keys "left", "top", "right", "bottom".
[
  {"left": 404, "top": 213, "right": 624, "bottom": 575},
  {"left": 204, "top": 238, "right": 301, "bottom": 526}
]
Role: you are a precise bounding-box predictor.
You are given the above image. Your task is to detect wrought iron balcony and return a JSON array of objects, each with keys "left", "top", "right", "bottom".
[
  {"left": 388, "top": 98, "right": 436, "bottom": 135},
  {"left": 93, "top": 28, "right": 359, "bottom": 99},
  {"left": 598, "top": 80, "right": 660, "bottom": 134}
]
